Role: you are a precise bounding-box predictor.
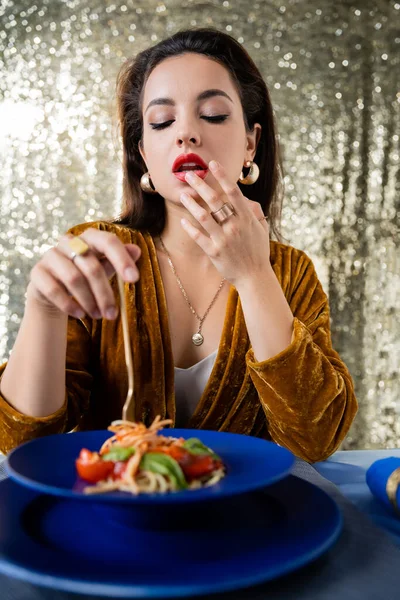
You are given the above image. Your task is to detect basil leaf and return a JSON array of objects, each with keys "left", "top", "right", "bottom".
[
  {"left": 182, "top": 438, "right": 221, "bottom": 461},
  {"left": 102, "top": 446, "right": 136, "bottom": 462},
  {"left": 140, "top": 453, "right": 188, "bottom": 490}
]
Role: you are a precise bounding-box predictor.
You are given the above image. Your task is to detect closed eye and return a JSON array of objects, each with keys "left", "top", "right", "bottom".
[{"left": 149, "top": 115, "right": 229, "bottom": 130}]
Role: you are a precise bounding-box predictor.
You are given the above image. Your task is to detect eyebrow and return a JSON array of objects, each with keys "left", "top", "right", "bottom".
[{"left": 144, "top": 89, "right": 233, "bottom": 114}]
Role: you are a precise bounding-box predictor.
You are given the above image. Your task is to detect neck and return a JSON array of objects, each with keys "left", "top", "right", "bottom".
[{"left": 155, "top": 199, "right": 214, "bottom": 268}]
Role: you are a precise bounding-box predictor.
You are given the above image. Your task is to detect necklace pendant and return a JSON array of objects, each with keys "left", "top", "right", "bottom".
[{"left": 192, "top": 332, "right": 204, "bottom": 346}]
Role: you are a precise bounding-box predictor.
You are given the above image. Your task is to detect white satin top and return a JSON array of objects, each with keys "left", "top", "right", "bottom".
[{"left": 174, "top": 349, "right": 218, "bottom": 427}]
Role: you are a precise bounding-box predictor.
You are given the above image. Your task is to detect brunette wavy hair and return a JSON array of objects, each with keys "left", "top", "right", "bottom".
[{"left": 113, "top": 27, "right": 284, "bottom": 240}]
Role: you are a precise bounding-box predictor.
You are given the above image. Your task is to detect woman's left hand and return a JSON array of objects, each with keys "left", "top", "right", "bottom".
[{"left": 179, "top": 160, "right": 271, "bottom": 286}]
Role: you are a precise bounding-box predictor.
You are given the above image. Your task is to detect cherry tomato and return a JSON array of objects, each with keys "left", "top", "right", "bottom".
[
  {"left": 182, "top": 455, "right": 218, "bottom": 480},
  {"left": 75, "top": 448, "right": 114, "bottom": 483}
]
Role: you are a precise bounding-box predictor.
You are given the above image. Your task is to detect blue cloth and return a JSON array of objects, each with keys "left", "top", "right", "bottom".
[{"left": 366, "top": 457, "right": 400, "bottom": 513}]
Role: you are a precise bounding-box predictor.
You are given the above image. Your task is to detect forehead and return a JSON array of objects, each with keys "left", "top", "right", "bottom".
[{"left": 142, "top": 53, "right": 239, "bottom": 106}]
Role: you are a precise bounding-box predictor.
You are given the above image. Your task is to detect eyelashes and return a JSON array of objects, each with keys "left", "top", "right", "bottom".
[{"left": 149, "top": 115, "right": 229, "bottom": 131}]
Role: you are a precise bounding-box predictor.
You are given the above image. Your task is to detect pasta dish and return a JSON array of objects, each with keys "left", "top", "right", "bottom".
[{"left": 75, "top": 416, "right": 226, "bottom": 495}]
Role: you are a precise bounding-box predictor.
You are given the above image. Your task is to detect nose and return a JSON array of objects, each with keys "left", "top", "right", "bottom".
[{"left": 176, "top": 125, "right": 200, "bottom": 147}]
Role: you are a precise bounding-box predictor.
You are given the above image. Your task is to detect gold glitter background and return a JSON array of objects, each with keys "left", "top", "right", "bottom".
[{"left": 0, "top": 0, "right": 399, "bottom": 449}]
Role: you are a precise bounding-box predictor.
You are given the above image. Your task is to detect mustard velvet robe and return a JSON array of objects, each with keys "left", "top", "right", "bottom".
[{"left": 0, "top": 221, "right": 358, "bottom": 461}]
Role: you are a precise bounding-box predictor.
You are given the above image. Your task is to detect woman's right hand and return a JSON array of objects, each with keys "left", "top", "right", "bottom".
[{"left": 26, "top": 228, "right": 141, "bottom": 320}]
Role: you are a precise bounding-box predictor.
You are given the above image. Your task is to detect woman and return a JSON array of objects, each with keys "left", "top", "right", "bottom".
[{"left": 0, "top": 28, "right": 357, "bottom": 461}]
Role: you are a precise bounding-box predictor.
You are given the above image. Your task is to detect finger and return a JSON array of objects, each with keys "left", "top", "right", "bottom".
[
  {"left": 181, "top": 218, "right": 214, "bottom": 255},
  {"left": 76, "top": 245, "right": 142, "bottom": 320},
  {"left": 247, "top": 198, "right": 263, "bottom": 216},
  {"left": 255, "top": 215, "right": 269, "bottom": 233},
  {"left": 58, "top": 233, "right": 103, "bottom": 261},
  {"left": 126, "top": 244, "right": 142, "bottom": 262},
  {"left": 42, "top": 248, "right": 103, "bottom": 319},
  {"left": 180, "top": 192, "right": 222, "bottom": 239},
  {"left": 207, "top": 160, "right": 249, "bottom": 214},
  {"left": 81, "top": 230, "right": 140, "bottom": 283},
  {"left": 71, "top": 252, "right": 119, "bottom": 320},
  {"left": 30, "top": 262, "right": 87, "bottom": 319},
  {"left": 99, "top": 245, "right": 141, "bottom": 281},
  {"left": 256, "top": 213, "right": 270, "bottom": 233},
  {"left": 246, "top": 199, "right": 269, "bottom": 232},
  {"left": 61, "top": 230, "right": 140, "bottom": 283},
  {"left": 258, "top": 218, "right": 269, "bottom": 234},
  {"left": 183, "top": 169, "right": 243, "bottom": 217},
  {"left": 57, "top": 239, "right": 141, "bottom": 319}
]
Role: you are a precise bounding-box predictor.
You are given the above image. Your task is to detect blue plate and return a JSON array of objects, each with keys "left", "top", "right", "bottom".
[
  {"left": 0, "top": 474, "right": 342, "bottom": 597},
  {"left": 6, "top": 429, "right": 294, "bottom": 504}
]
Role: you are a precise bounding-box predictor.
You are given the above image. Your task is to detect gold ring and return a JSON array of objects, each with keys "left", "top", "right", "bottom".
[
  {"left": 66, "top": 236, "right": 90, "bottom": 262},
  {"left": 211, "top": 202, "right": 236, "bottom": 225}
]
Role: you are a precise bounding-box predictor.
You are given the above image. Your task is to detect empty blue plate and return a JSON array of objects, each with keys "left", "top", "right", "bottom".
[
  {"left": 6, "top": 429, "right": 295, "bottom": 504},
  {"left": 0, "top": 473, "right": 342, "bottom": 597}
]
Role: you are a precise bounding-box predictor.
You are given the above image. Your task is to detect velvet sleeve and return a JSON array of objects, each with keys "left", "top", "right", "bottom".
[
  {"left": 246, "top": 250, "right": 358, "bottom": 463},
  {"left": 0, "top": 316, "right": 93, "bottom": 454}
]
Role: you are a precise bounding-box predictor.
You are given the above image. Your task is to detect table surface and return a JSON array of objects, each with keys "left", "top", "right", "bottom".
[{"left": 322, "top": 448, "right": 400, "bottom": 467}]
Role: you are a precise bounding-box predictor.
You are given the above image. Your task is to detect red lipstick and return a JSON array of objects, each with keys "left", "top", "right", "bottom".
[{"left": 172, "top": 153, "right": 209, "bottom": 182}]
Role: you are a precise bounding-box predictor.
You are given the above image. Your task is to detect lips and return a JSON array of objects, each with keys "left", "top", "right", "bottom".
[{"left": 172, "top": 153, "right": 209, "bottom": 181}]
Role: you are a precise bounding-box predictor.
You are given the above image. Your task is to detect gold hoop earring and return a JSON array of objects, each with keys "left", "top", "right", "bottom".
[
  {"left": 140, "top": 172, "right": 157, "bottom": 194},
  {"left": 239, "top": 160, "right": 259, "bottom": 185}
]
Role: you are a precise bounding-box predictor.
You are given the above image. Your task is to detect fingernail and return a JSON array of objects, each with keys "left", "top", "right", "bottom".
[
  {"left": 105, "top": 307, "right": 117, "bottom": 320},
  {"left": 180, "top": 192, "right": 190, "bottom": 202},
  {"left": 209, "top": 160, "right": 219, "bottom": 171},
  {"left": 185, "top": 171, "right": 196, "bottom": 181},
  {"left": 124, "top": 267, "right": 138, "bottom": 281},
  {"left": 92, "top": 309, "right": 102, "bottom": 319}
]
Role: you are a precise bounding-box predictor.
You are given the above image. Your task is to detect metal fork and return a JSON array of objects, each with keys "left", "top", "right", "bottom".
[{"left": 117, "top": 275, "right": 135, "bottom": 421}]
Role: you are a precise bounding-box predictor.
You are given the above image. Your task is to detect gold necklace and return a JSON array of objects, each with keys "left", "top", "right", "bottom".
[{"left": 158, "top": 236, "right": 226, "bottom": 346}]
